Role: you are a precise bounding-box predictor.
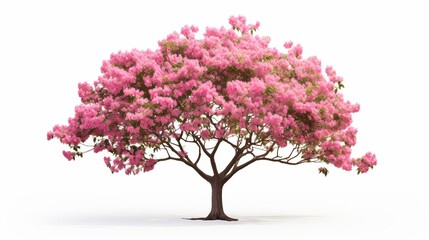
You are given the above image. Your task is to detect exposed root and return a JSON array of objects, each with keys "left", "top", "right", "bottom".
[{"left": 185, "top": 216, "right": 238, "bottom": 221}]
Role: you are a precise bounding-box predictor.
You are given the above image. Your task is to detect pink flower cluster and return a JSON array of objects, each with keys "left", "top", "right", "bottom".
[
  {"left": 354, "top": 153, "right": 377, "bottom": 173},
  {"left": 48, "top": 16, "right": 376, "bottom": 175},
  {"left": 62, "top": 151, "right": 75, "bottom": 161},
  {"left": 229, "top": 15, "right": 260, "bottom": 34}
]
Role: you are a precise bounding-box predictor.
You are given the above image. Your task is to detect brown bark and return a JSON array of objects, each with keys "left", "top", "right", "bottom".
[{"left": 189, "top": 177, "right": 237, "bottom": 221}]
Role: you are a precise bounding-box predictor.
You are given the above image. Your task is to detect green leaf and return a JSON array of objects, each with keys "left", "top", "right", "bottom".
[
  {"left": 131, "top": 145, "right": 138, "bottom": 153},
  {"left": 315, "top": 94, "right": 327, "bottom": 103},
  {"left": 318, "top": 167, "right": 329, "bottom": 177},
  {"left": 264, "top": 85, "right": 276, "bottom": 97},
  {"left": 333, "top": 113, "right": 340, "bottom": 121}
]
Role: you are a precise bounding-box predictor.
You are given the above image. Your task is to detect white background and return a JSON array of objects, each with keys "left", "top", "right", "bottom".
[{"left": 1, "top": 0, "right": 428, "bottom": 239}]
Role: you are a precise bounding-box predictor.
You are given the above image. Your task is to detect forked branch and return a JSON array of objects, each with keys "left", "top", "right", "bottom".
[{"left": 223, "top": 144, "right": 310, "bottom": 183}]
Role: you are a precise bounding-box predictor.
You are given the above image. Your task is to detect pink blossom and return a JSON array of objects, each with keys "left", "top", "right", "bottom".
[
  {"left": 47, "top": 132, "right": 54, "bottom": 140},
  {"left": 123, "top": 88, "right": 142, "bottom": 98},
  {"left": 152, "top": 96, "right": 176, "bottom": 109},
  {"left": 363, "top": 152, "right": 377, "bottom": 166},
  {"left": 353, "top": 152, "right": 377, "bottom": 173},
  {"left": 229, "top": 16, "right": 243, "bottom": 30},
  {"left": 181, "top": 25, "right": 199, "bottom": 39},
  {"left": 93, "top": 144, "right": 104, "bottom": 153},
  {"left": 172, "top": 132, "right": 180, "bottom": 139},
  {"left": 288, "top": 44, "right": 303, "bottom": 59},
  {"left": 78, "top": 82, "right": 96, "bottom": 103},
  {"left": 104, "top": 157, "right": 111, "bottom": 166},
  {"left": 341, "top": 158, "right": 353, "bottom": 171},
  {"left": 215, "top": 128, "right": 225, "bottom": 138},
  {"left": 325, "top": 66, "right": 343, "bottom": 83},
  {"left": 113, "top": 157, "right": 125, "bottom": 171},
  {"left": 144, "top": 159, "right": 156, "bottom": 172},
  {"left": 178, "top": 151, "right": 188, "bottom": 157},
  {"left": 200, "top": 130, "right": 211, "bottom": 140},
  {"left": 125, "top": 167, "right": 132, "bottom": 175},
  {"left": 62, "top": 151, "right": 75, "bottom": 161},
  {"left": 303, "top": 148, "right": 315, "bottom": 159},
  {"left": 343, "top": 127, "right": 357, "bottom": 146},
  {"left": 284, "top": 41, "right": 293, "bottom": 49}
]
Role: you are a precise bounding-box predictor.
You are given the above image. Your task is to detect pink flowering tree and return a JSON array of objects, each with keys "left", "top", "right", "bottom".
[{"left": 48, "top": 16, "right": 376, "bottom": 221}]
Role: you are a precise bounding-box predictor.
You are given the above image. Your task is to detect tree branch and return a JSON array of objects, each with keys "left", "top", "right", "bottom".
[
  {"left": 155, "top": 156, "right": 182, "bottom": 162},
  {"left": 222, "top": 137, "right": 239, "bottom": 151},
  {"left": 223, "top": 144, "right": 304, "bottom": 183},
  {"left": 195, "top": 139, "right": 202, "bottom": 165},
  {"left": 193, "top": 133, "right": 214, "bottom": 159},
  {"left": 164, "top": 141, "right": 211, "bottom": 181},
  {"left": 219, "top": 142, "right": 249, "bottom": 179},
  {"left": 211, "top": 138, "right": 223, "bottom": 158},
  {"left": 226, "top": 148, "right": 255, "bottom": 176},
  {"left": 208, "top": 139, "right": 222, "bottom": 176}
]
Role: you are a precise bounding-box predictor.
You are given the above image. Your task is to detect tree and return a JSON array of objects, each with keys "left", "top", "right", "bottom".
[{"left": 47, "top": 16, "right": 377, "bottom": 221}]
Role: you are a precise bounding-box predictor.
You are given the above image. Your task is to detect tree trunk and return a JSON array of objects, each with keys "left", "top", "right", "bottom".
[
  {"left": 206, "top": 178, "right": 237, "bottom": 221},
  {"left": 189, "top": 177, "right": 237, "bottom": 221}
]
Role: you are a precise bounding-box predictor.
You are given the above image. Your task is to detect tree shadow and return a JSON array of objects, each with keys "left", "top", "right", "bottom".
[
  {"left": 238, "top": 215, "right": 324, "bottom": 224},
  {"left": 46, "top": 213, "right": 324, "bottom": 227}
]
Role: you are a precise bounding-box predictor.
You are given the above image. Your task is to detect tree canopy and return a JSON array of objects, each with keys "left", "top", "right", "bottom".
[
  {"left": 48, "top": 16, "right": 376, "bottom": 178},
  {"left": 48, "top": 15, "right": 376, "bottom": 200}
]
